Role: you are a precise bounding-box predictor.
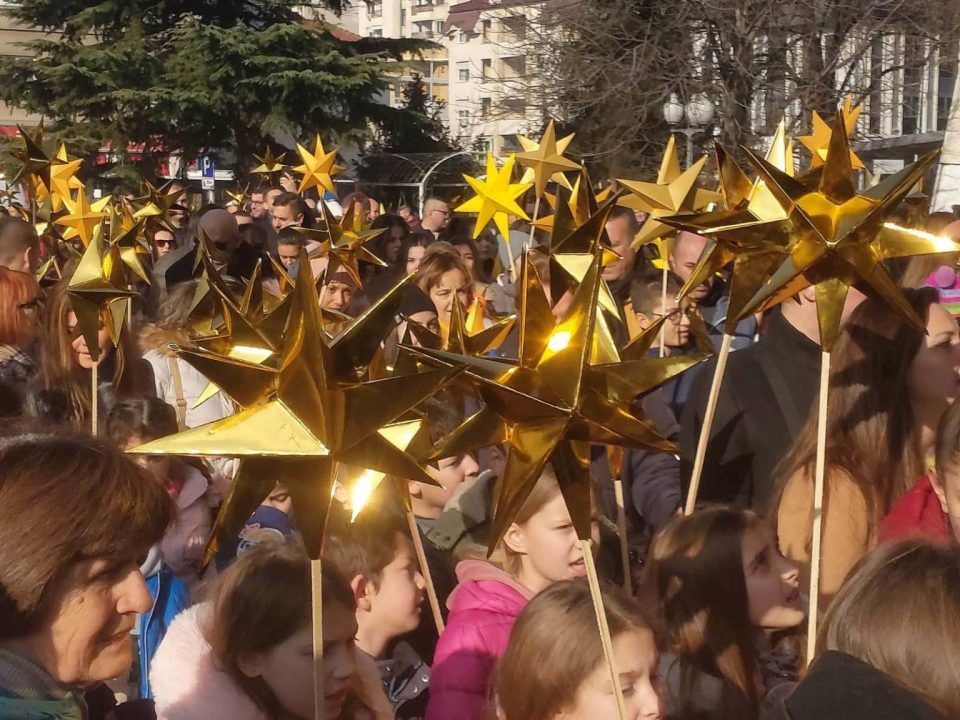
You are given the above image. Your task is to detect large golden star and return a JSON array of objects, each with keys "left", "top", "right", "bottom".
[
  {"left": 798, "top": 97, "right": 864, "bottom": 170},
  {"left": 107, "top": 203, "right": 150, "bottom": 284},
  {"left": 659, "top": 121, "right": 797, "bottom": 328},
  {"left": 295, "top": 134, "right": 344, "bottom": 195},
  {"left": 617, "top": 135, "right": 721, "bottom": 248},
  {"left": 456, "top": 153, "right": 532, "bottom": 241},
  {"left": 55, "top": 189, "right": 110, "bottom": 248},
  {"left": 409, "top": 248, "right": 703, "bottom": 552},
  {"left": 132, "top": 180, "right": 185, "bottom": 231},
  {"left": 10, "top": 124, "right": 51, "bottom": 190},
  {"left": 48, "top": 144, "right": 84, "bottom": 213},
  {"left": 251, "top": 147, "right": 287, "bottom": 179},
  {"left": 67, "top": 229, "right": 138, "bottom": 362},
  {"left": 130, "top": 255, "right": 455, "bottom": 556},
  {"left": 298, "top": 201, "right": 387, "bottom": 286},
  {"left": 739, "top": 109, "right": 956, "bottom": 351},
  {"left": 516, "top": 120, "right": 580, "bottom": 198}
]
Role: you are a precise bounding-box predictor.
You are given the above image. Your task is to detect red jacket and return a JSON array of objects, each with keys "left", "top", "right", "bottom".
[{"left": 878, "top": 475, "right": 951, "bottom": 545}]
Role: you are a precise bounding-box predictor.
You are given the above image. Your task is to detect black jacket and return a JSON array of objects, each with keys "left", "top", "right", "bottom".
[
  {"left": 680, "top": 308, "right": 820, "bottom": 512},
  {"left": 785, "top": 651, "right": 944, "bottom": 720}
]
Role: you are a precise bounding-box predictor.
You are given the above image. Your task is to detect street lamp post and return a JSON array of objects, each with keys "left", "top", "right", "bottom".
[{"left": 663, "top": 93, "right": 715, "bottom": 168}]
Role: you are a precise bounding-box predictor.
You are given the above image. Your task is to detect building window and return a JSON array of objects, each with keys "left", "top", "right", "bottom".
[
  {"left": 370, "top": 27, "right": 383, "bottom": 37},
  {"left": 458, "top": 65, "right": 470, "bottom": 82},
  {"left": 458, "top": 31, "right": 468, "bottom": 44},
  {"left": 482, "top": 19, "right": 492, "bottom": 40},
  {"left": 435, "top": 20, "right": 444, "bottom": 33},
  {"left": 366, "top": 0, "right": 382, "bottom": 17},
  {"left": 938, "top": 41, "right": 958, "bottom": 132},
  {"left": 481, "top": 58, "right": 492, "bottom": 81},
  {"left": 902, "top": 36, "right": 923, "bottom": 135},
  {"left": 481, "top": 97, "right": 492, "bottom": 116},
  {"left": 458, "top": 109, "right": 470, "bottom": 127},
  {"left": 400, "top": 8, "right": 406, "bottom": 25}
]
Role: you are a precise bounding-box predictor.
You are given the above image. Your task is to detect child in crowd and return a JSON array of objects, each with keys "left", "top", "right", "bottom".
[
  {"left": 136, "top": 544, "right": 190, "bottom": 701},
  {"left": 643, "top": 507, "right": 805, "bottom": 720},
  {"left": 881, "top": 396, "right": 960, "bottom": 543},
  {"left": 108, "top": 397, "right": 212, "bottom": 594},
  {"left": 425, "top": 464, "right": 601, "bottom": 720},
  {"left": 496, "top": 579, "right": 662, "bottom": 720},
  {"left": 214, "top": 481, "right": 298, "bottom": 570},
  {"left": 325, "top": 509, "right": 430, "bottom": 719},
  {"left": 151, "top": 542, "right": 392, "bottom": 720}
]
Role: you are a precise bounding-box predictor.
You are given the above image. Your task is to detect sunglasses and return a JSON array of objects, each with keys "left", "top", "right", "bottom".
[{"left": 155, "top": 238, "right": 176, "bottom": 248}]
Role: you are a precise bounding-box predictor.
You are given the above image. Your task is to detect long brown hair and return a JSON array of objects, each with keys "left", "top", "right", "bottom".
[
  {"left": 819, "top": 540, "right": 960, "bottom": 717},
  {"left": 497, "top": 578, "right": 656, "bottom": 720},
  {"left": 774, "top": 288, "right": 939, "bottom": 532},
  {"left": 0, "top": 266, "right": 38, "bottom": 347},
  {"left": 205, "top": 542, "right": 356, "bottom": 717},
  {"left": 37, "top": 276, "right": 142, "bottom": 427},
  {"left": 642, "top": 507, "right": 767, "bottom": 720}
]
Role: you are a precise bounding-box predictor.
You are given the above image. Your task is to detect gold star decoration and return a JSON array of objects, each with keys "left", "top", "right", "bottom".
[
  {"left": 659, "top": 120, "right": 796, "bottom": 329},
  {"left": 441, "top": 292, "right": 516, "bottom": 356},
  {"left": 617, "top": 135, "right": 721, "bottom": 248},
  {"left": 739, "top": 109, "right": 957, "bottom": 351},
  {"left": 55, "top": 189, "right": 110, "bottom": 248},
  {"left": 456, "top": 153, "right": 532, "bottom": 241},
  {"left": 294, "top": 134, "right": 344, "bottom": 196},
  {"left": 132, "top": 180, "right": 185, "bottom": 230},
  {"left": 798, "top": 96, "right": 864, "bottom": 170},
  {"left": 10, "top": 124, "right": 51, "bottom": 190},
  {"left": 48, "top": 144, "right": 84, "bottom": 212},
  {"left": 129, "top": 255, "right": 458, "bottom": 557},
  {"left": 226, "top": 184, "right": 250, "bottom": 212},
  {"left": 251, "top": 147, "right": 287, "bottom": 179},
  {"left": 67, "top": 230, "right": 138, "bottom": 363},
  {"left": 408, "top": 247, "right": 701, "bottom": 552},
  {"left": 516, "top": 120, "right": 580, "bottom": 198},
  {"left": 107, "top": 203, "right": 150, "bottom": 285},
  {"left": 298, "top": 201, "right": 387, "bottom": 287}
]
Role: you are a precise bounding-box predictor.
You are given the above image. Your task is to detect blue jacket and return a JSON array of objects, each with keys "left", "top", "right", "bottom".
[{"left": 139, "top": 567, "right": 190, "bottom": 699}]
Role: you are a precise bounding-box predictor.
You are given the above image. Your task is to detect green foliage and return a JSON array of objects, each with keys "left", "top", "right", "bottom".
[{"left": 0, "top": 0, "right": 432, "bottom": 183}]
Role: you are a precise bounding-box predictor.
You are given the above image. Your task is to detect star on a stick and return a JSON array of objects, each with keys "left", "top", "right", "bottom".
[
  {"left": 617, "top": 135, "right": 720, "bottom": 248},
  {"left": 739, "top": 109, "right": 956, "bottom": 351},
  {"left": 659, "top": 121, "right": 796, "bottom": 329},
  {"left": 67, "top": 230, "right": 138, "bottom": 362},
  {"left": 295, "top": 134, "right": 344, "bottom": 195},
  {"left": 516, "top": 120, "right": 580, "bottom": 198},
  {"left": 251, "top": 147, "right": 287, "bottom": 179},
  {"left": 408, "top": 248, "right": 699, "bottom": 552},
  {"left": 798, "top": 97, "right": 864, "bottom": 170},
  {"left": 299, "top": 202, "right": 387, "bottom": 287},
  {"left": 456, "top": 154, "right": 532, "bottom": 241},
  {"left": 11, "top": 124, "right": 51, "bottom": 190},
  {"left": 56, "top": 189, "right": 109, "bottom": 247},
  {"left": 129, "top": 253, "right": 458, "bottom": 556}
]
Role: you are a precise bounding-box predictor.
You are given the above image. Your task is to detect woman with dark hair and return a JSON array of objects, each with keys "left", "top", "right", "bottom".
[
  {"left": 34, "top": 274, "right": 155, "bottom": 431},
  {"left": 775, "top": 288, "right": 960, "bottom": 604},
  {"left": 0, "top": 432, "right": 175, "bottom": 717},
  {"left": 370, "top": 212, "right": 410, "bottom": 267}
]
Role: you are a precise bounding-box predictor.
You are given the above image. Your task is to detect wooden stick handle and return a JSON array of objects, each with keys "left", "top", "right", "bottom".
[
  {"left": 684, "top": 332, "right": 733, "bottom": 515},
  {"left": 658, "top": 263, "right": 669, "bottom": 358},
  {"left": 91, "top": 360, "right": 99, "bottom": 436},
  {"left": 405, "top": 507, "right": 445, "bottom": 635},
  {"left": 612, "top": 477, "right": 631, "bottom": 593},
  {"left": 527, "top": 194, "right": 541, "bottom": 249},
  {"left": 312, "top": 557, "right": 325, "bottom": 720},
  {"left": 806, "top": 350, "right": 831, "bottom": 664},
  {"left": 582, "top": 540, "right": 627, "bottom": 720}
]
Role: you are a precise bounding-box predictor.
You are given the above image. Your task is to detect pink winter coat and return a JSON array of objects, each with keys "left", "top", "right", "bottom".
[
  {"left": 151, "top": 604, "right": 267, "bottom": 720},
  {"left": 425, "top": 560, "right": 533, "bottom": 720}
]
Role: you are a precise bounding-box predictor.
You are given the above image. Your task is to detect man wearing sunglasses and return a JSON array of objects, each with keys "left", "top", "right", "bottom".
[{"left": 152, "top": 229, "right": 178, "bottom": 259}]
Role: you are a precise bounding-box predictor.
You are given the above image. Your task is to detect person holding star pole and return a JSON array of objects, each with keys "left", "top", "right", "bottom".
[{"left": 733, "top": 108, "right": 959, "bottom": 661}]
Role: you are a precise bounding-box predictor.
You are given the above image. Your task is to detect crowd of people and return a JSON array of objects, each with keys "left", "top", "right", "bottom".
[{"left": 0, "top": 174, "right": 960, "bottom": 720}]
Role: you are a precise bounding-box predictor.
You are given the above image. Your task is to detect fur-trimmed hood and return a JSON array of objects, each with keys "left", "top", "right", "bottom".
[{"left": 140, "top": 325, "right": 192, "bottom": 358}]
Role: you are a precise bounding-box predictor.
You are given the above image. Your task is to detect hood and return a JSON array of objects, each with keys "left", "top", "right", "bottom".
[
  {"left": 446, "top": 559, "right": 532, "bottom": 616},
  {"left": 141, "top": 325, "right": 191, "bottom": 357},
  {"left": 150, "top": 605, "right": 267, "bottom": 720},
  {"left": 785, "top": 651, "right": 943, "bottom": 720},
  {"left": 174, "top": 461, "right": 209, "bottom": 510}
]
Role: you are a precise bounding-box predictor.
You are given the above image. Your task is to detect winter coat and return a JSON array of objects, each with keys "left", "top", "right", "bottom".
[
  {"left": 141, "top": 326, "right": 236, "bottom": 501},
  {"left": 139, "top": 547, "right": 191, "bottom": 700},
  {"left": 785, "top": 651, "right": 944, "bottom": 720},
  {"left": 161, "top": 461, "right": 212, "bottom": 592},
  {"left": 681, "top": 308, "right": 820, "bottom": 511},
  {"left": 777, "top": 467, "right": 874, "bottom": 607},
  {"left": 878, "top": 474, "right": 952, "bottom": 545},
  {"left": 151, "top": 604, "right": 267, "bottom": 720},
  {"left": 424, "top": 560, "right": 532, "bottom": 720}
]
